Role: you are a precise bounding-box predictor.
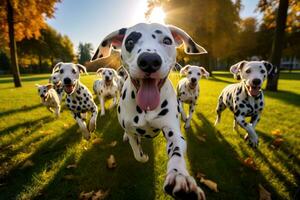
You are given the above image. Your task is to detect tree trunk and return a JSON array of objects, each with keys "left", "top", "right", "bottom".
[
  {"left": 266, "top": 0, "right": 289, "bottom": 91},
  {"left": 7, "top": 0, "right": 22, "bottom": 87}
]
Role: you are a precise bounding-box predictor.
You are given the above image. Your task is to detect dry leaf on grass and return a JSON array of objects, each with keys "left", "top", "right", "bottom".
[
  {"left": 39, "top": 130, "right": 54, "bottom": 134},
  {"left": 107, "top": 155, "right": 117, "bottom": 169},
  {"left": 271, "top": 129, "right": 282, "bottom": 136},
  {"left": 200, "top": 177, "right": 218, "bottom": 192},
  {"left": 243, "top": 157, "right": 258, "bottom": 170},
  {"left": 196, "top": 172, "right": 206, "bottom": 180},
  {"left": 63, "top": 123, "right": 69, "bottom": 128},
  {"left": 92, "top": 189, "right": 109, "bottom": 200},
  {"left": 79, "top": 191, "right": 94, "bottom": 200},
  {"left": 271, "top": 138, "right": 284, "bottom": 148},
  {"left": 63, "top": 174, "right": 77, "bottom": 180},
  {"left": 196, "top": 135, "right": 206, "bottom": 142},
  {"left": 20, "top": 160, "right": 34, "bottom": 169},
  {"left": 259, "top": 184, "right": 271, "bottom": 200},
  {"left": 92, "top": 138, "right": 103, "bottom": 145},
  {"left": 108, "top": 141, "right": 117, "bottom": 147},
  {"left": 66, "top": 164, "right": 77, "bottom": 169}
]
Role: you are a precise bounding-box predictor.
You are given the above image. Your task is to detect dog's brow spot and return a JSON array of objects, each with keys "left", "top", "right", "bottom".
[{"left": 155, "top": 30, "right": 162, "bottom": 34}]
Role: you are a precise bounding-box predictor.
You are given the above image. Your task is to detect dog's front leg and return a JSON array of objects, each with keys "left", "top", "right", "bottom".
[
  {"left": 73, "top": 113, "right": 90, "bottom": 140},
  {"left": 127, "top": 133, "right": 149, "bottom": 163},
  {"left": 250, "top": 114, "right": 260, "bottom": 128},
  {"left": 110, "top": 96, "right": 117, "bottom": 109},
  {"left": 235, "top": 115, "right": 258, "bottom": 147},
  {"left": 162, "top": 127, "right": 205, "bottom": 200},
  {"left": 185, "top": 103, "right": 196, "bottom": 129},
  {"left": 55, "top": 105, "right": 60, "bottom": 118},
  {"left": 178, "top": 100, "right": 187, "bottom": 122},
  {"left": 100, "top": 96, "right": 105, "bottom": 116},
  {"left": 89, "top": 104, "right": 98, "bottom": 133},
  {"left": 47, "top": 106, "right": 54, "bottom": 113}
]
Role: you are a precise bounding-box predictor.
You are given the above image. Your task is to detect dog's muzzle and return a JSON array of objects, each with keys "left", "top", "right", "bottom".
[
  {"left": 137, "top": 52, "right": 162, "bottom": 73},
  {"left": 245, "top": 79, "right": 262, "bottom": 97},
  {"left": 63, "top": 78, "right": 76, "bottom": 94}
]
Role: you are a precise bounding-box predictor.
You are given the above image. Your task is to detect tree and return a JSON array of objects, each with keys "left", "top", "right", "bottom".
[
  {"left": 78, "top": 43, "right": 93, "bottom": 65},
  {"left": 0, "top": 0, "right": 61, "bottom": 87}
]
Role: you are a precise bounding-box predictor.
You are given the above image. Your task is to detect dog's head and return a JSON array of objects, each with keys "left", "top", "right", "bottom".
[
  {"left": 92, "top": 23, "right": 207, "bottom": 111},
  {"left": 230, "top": 60, "right": 275, "bottom": 96},
  {"left": 180, "top": 65, "right": 209, "bottom": 88},
  {"left": 117, "top": 65, "right": 129, "bottom": 81},
  {"left": 96, "top": 67, "right": 118, "bottom": 83},
  {"left": 36, "top": 84, "right": 53, "bottom": 100},
  {"left": 49, "top": 72, "right": 61, "bottom": 87},
  {"left": 53, "top": 62, "right": 88, "bottom": 95}
]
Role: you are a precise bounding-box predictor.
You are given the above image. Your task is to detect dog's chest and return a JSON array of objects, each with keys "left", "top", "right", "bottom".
[
  {"left": 66, "top": 87, "right": 93, "bottom": 113},
  {"left": 178, "top": 84, "right": 198, "bottom": 103}
]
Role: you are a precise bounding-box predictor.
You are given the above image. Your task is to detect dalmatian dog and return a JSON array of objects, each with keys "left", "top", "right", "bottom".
[
  {"left": 177, "top": 65, "right": 209, "bottom": 129},
  {"left": 116, "top": 65, "right": 129, "bottom": 92},
  {"left": 93, "top": 68, "right": 119, "bottom": 116},
  {"left": 49, "top": 71, "right": 64, "bottom": 102},
  {"left": 214, "top": 60, "right": 275, "bottom": 148},
  {"left": 53, "top": 62, "right": 98, "bottom": 140},
  {"left": 36, "top": 83, "right": 61, "bottom": 118},
  {"left": 92, "top": 23, "right": 207, "bottom": 200}
]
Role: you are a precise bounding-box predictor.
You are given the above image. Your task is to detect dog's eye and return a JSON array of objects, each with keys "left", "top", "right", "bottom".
[
  {"left": 60, "top": 69, "right": 64, "bottom": 74},
  {"left": 126, "top": 39, "right": 134, "bottom": 48},
  {"left": 197, "top": 72, "right": 200, "bottom": 76},
  {"left": 261, "top": 69, "right": 266, "bottom": 74},
  {"left": 72, "top": 69, "right": 76, "bottom": 74},
  {"left": 109, "top": 72, "right": 112, "bottom": 75},
  {"left": 188, "top": 71, "right": 192, "bottom": 74},
  {"left": 245, "top": 69, "right": 251, "bottom": 74},
  {"left": 163, "top": 37, "right": 172, "bottom": 45}
]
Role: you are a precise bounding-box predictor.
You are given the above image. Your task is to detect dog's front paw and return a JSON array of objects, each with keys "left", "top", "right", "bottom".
[
  {"left": 134, "top": 152, "right": 149, "bottom": 163},
  {"left": 164, "top": 171, "right": 205, "bottom": 200},
  {"left": 123, "top": 133, "right": 129, "bottom": 142},
  {"left": 89, "top": 120, "right": 96, "bottom": 133},
  {"left": 244, "top": 133, "right": 258, "bottom": 148},
  {"left": 82, "top": 129, "right": 91, "bottom": 141}
]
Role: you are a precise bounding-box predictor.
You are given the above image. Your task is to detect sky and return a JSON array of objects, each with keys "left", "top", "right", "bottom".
[{"left": 47, "top": 0, "right": 260, "bottom": 52}]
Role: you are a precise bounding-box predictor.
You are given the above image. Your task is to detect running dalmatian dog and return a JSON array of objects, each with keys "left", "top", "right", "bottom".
[
  {"left": 93, "top": 68, "right": 119, "bottom": 116},
  {"left": 92, "top": 23, "right": 207, "bottom": 200},
  {"left": 177, "top": 65, "right": 209, "bottom": 129},
  {"left": 214, "top": 60, "right": 275, "bottom": 148},
  {"left": 36, "top": 83, "right": 61, "bottom": 118},
  {"left": 49, "top": 71, "right": 64, "bottom": 102},
  {"left": 53, "top": 62, "right": 98, "bottom": 140},
  {"left": 116, "top": 65, "right": 129, "bottom": 92}
]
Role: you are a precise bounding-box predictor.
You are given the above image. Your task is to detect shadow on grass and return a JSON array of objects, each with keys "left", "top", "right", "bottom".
[
  {"left": 210, "top": 76, "right": 236, "bottom": 84},
  {"left": 0, "top": 124, "right": 81, "bottom": 200},
  {"left": 0, "top": 75, "right": 50, "bottom": 84},
  {"left": 264, "top": 90, "right": 300, "bottom": 107},
  {"left": 0, "top": 104, "right": 42, "bottom": 119},
  {"left": 37, "top": 107, "right": 155, "bottom": 200},
  {"left": 185, "top": 113, "right": 282, "bottom": 200}
]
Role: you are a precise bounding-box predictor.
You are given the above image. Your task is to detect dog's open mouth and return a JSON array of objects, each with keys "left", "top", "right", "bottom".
[
  {"left": 132, "top": 78, "right": 166, "bottom": 111},
  {"left": 64, "top": 84, "right": 75, "bottom": 94},
  {"left": 247, "top": 85, "right": 261, "bottom": 96}
]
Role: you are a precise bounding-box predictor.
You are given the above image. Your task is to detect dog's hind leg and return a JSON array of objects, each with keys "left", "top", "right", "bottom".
[
  {"left": 214, "top": 95, "right": 226, "bottom": 126},
  {"left": 127, "top": 133, "right": 149, "bottom": 163},
  {"left": 162, "top": 127, "right": 205, "bottom": 200}
]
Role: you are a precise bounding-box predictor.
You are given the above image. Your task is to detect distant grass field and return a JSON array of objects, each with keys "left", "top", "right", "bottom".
[{"left": 0, "top": 72, "right": 299, "bottom": 200}]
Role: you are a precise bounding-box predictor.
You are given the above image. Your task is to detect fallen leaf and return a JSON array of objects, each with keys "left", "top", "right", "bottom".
[
  {"left": 271, "top": 138, "right": 284, "bottom": 148},
  {"left": 20, "top": 160, "right": 34, "bottom": 169},
  {"left": 40, "top": 130, "right": 54, "bottom": 134},
  {"left": 200, "top": 177, "right": 218, "bottom": 192},
  {"left": 66, "top": 164, "right": 77, "bottom": 169},
  {"left": 63, "top": 174, "right": 77, "bottom": 180},
  {"left": 259, "top": 184, "right": 271, "bottom": 200},
  {"left": 92, "top": 138, "right": 103, "bottom": 145},
  {"left": 243, "top": 157, "right": 258, "bottom": 170},
  {"left": 79, "top": 191, "right": 94, "bottom": 200},
  {"left": 63, "top": 123, "right": 69, "bottom": 128},
  {"left": 196, "top": 135, "right": 206, "bottom": 142},
  {"left": 107, "top": 155, "right": 117, "bottom": 169},
  {"left": 196, "top": 172, "right": 206, "bottom": 180},
  {"left": 92, "top": 189, "right": 109, "bottom": 200},
  {"left": 108, "top": 141, "right": 117, "bottom": 147},
  {"left": 271, "top": 129, "right": 282, "bottom": 136}
]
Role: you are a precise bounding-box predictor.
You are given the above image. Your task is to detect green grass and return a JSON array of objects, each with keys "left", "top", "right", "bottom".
[{"left": 0, "top": 72, "right": 299, "bottom": 200}]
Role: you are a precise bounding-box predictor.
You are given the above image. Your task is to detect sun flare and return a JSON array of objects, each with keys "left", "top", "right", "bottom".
[{"left": 148, "top": 7, "right": 166, "bottom": 24}]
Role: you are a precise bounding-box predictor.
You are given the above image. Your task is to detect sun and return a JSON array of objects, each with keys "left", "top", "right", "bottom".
[{"left": 148, "top": 7, "right": 166, "bottom": 24}]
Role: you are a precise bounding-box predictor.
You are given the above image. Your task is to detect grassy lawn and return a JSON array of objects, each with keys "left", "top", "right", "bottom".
[{"left": 0, "top": 72, "right": 299, "bottom": 200}]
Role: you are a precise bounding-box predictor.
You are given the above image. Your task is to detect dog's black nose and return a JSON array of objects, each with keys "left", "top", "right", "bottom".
[
  {"left": 137, "top": 52, "right": 162, "bottom": 73},
  {"left": 191, "top": 78, "right": 197, "bottom": 83},
  {"left": 252, "top": 79, "right": 261, "bottom": 86},
  {"left": 40, "top": 94, "right": 44, "bottom": 98},
  {"left": 105, "top": 76, "right": 110, "bottom": 81},
  {"left": 64, "top": 78, "right": 72, "bottom": 85}
]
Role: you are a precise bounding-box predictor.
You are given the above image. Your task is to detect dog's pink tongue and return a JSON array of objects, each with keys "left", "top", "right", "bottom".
[
  {"left": 65, "top": 85, "right": 73, "bottom": 94},
  {"left": 137, "top": 79, "right": 160, "bottom": 111},
  {"left": 249, "top": 86, "right": 260, "bottom": 96}
]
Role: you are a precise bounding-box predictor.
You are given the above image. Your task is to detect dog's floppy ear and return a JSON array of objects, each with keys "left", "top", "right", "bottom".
[
  {"left": 52, "top": 62, "right": 63, "bottom": 74},
  {"left": 199, "top": 67, "right": 210, "bottom": 79},
  {"left": 46, "top": 84, "right": 53, "bottom": 90},
  {"left": 91, "top": 28, "right": 127, "bottom": 61},
  {"left": 76, "top": 64, "right": 88, "bottom": 75},
  {"left": 96, "top": 68, "right": 104, "bottom": 76},
  {"left": 230, "top": 60, "right": 247, "bottom": 80},
  {"left": 168, "top": 25, "right": 207, "bottom": 55},
  {"left": 180, "top": 65, "right": 190, "bottom": 75},
  {"left": 117, "top": 66, "right": 129, "bottom": 79},
  {"left": 262, "top": 60, "right": 276, "bottom": 76}
]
